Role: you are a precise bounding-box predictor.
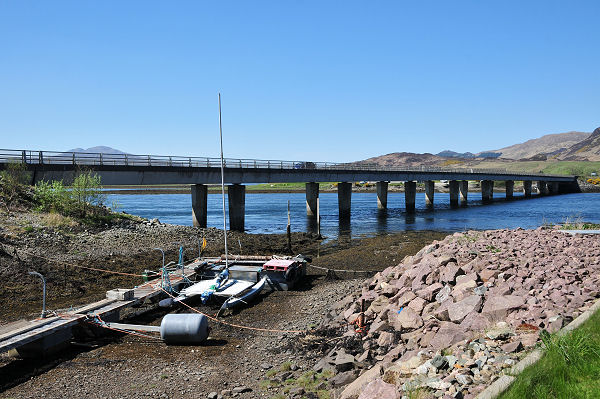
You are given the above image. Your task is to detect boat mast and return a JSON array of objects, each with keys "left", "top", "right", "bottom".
[{"left": 218, "top": 93, "right": 229, "bottom": 268}]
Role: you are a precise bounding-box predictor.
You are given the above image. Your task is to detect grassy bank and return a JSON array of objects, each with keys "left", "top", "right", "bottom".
[{"left": 500, "top": 307, "right": 600, "bottom": 398}]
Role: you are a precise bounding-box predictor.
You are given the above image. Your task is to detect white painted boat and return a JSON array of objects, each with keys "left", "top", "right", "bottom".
[{"left": 217, "top": 276, "right": 268, "bottom": 316}]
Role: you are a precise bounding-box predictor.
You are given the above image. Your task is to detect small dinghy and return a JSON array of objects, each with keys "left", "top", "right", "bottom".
[{"left": 217, "top": 276, "right": 268, "bottom": 316}]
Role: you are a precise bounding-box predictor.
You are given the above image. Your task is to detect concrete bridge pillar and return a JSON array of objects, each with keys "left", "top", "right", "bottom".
[
  {"left": 305, "top": 182, "right": 319, "bottom": 216},
  {"left": 376, "top": 181, "right": 388, "bottom": 209},
  {"left": 549, "top": 181, "right": 559, "bottom": 195},
  {"left": 425, "top": 181, "right": 434, "bottom": 207},
  {"left": 537, "top": 181, "right": 548, "bottom": 195},
  {"left": 481, "top": 180, "right": 494, "bottom": 202},
  {"left": 228, "top": 184, "right": 245, "bottom": 231},
  {"left": 337, "top": 182, "right": 352, "bottom": 218},
  {"left": 191, "top": 184, "right": 208, "bottom": 228},
  {"left": 459, "top": 181, "right": 468, "bottom": 204},
  {"left": 449, "top": 180, "right": 459, "bottom": 207},
  {"left": 523, "top": 181, "right": 532, "bottom": 197},
  {"left": 405, "top": 181, "right": 416, "bottom": 213},
  {"left": 505, "top": 180, "right": 514, "bottom": 200}
]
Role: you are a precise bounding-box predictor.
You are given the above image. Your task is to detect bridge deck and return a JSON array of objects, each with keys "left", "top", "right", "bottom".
[{"left": 0, "top": 148, "right": 576, "bottom": 185}]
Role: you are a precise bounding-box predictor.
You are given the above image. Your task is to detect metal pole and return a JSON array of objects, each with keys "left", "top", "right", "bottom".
[
  {"left": 218, "top": 93, "right": 229, "bottom": 268},
  {"left": 317, "top": 197, "right": 321, "bottom": 238},
  {"left": 28, "top": 271, "right": 47, "bottom": 318},
  {"left": 287, "top": 200, "right": 292, "bottom": 253}
]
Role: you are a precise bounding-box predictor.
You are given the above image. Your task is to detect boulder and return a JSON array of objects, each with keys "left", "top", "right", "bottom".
[
  {"left": 340, "top": 364, "right": 383, "bottom": 399},
  {"left": 434, "top": 299, "right": 454, "bottom": 321},
  {"left": 335, "top": 351, "right": 356, "bottom": 372},
  {"left": 357, "top": 379, "right": 400, "bottom": 399},
  {"left": 501, "top": 340, "right": 523, "bottom": 353},
  {"left": 429, "top": 322, "right": 467, "bottom": 350},
  {"left": 481, "top": 295, "right": 525, "bottom": 320},
  {"left": 447, "top": 295, "right": 483, "bottom": 323},
  {"left": 416, "top": 282, "right": 444, "bottom": 301},
  {"left": 408, "top": 297, "right": 427, "bottom": 314},
  {"left": 459, "top": 312, "right": 489, "bottom": 331},
  {"left": 377, "top": 331, "right": 395, "bottom": 347},
  {"left": 395, "top": 291, "right": 416, "bottom": 307},
  {"left": 440, "top": 264, "right": 465, "bottom": 284},
  {"left": 382, "top": 355, "right": 424, "bottom": 384},
  {"left": 389, "top": 307, "right": 423, "bottom": 331},
  {"left": 435, "top": 285, "right": 452, "bottom": 303},
  {"left": 330, "top": 370, "right": 358, "bottom": 387}
]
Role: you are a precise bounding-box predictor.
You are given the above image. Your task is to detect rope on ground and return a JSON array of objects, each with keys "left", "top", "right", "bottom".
[
  {"left": 14, "top": 248, "right": 160, "bottom": 278},
  {"left": 308, "top": 264, "right": 375, "bottom": 274},
  {"left": 159, "top": 287, "right": 305, "bottom": 334}
]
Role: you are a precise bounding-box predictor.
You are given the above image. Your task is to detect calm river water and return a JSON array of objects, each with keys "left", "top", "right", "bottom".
[{"left": 106, "top": 191, "right": 600, "bottom": 239}]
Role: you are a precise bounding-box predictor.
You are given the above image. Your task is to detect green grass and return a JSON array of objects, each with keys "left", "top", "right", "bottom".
[
  {"left": 462, "top": 159, "right": 600, "bottom": 176},
  {"left": 542, "top": 161, "right": 600, "bottom": 177},
  {"left": 500, "top": 308, "right": 600, "bottom": 399}
]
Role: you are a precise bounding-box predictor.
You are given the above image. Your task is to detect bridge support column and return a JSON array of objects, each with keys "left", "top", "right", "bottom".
[
  {"left": 376, "top": 181, "right": 388, "bottom": 209},
  {"left": 449, "top": 180, "right": 459, "bottom": 207},
  {"left": 191, "top": 184, "right": 208, "bottom": 228},
  {"left": 405, "top": 181, "right": 416, "bottom": 213},
  {"left": 306, "top": 182, "right": 319, "bottom": 216},
  {"left": 537, "top": 181, "right": 548, "bottom": 195},
  {"left": 481, "top": 180, "right": 493, "bottom": 202},
  {"left": 523, "top": 181, "right": 532, "bottom": 197},
  {"left": 459, "top": 181, "right": 468, "bottom": 204},
  {"left": 549, "top": 181, "right": 559, "bottom": 195},
  {"left": 338, "top": 182, "right": 352, "bottom": 218},
  {"left": 425, "top": 181, "right": 434, "bottom": 207},
  {"left": 228, "top": 184, "right": 245, "bottom": 231},
  {"left": 505, "top": 180, "right": 514, "bottom": 200}
]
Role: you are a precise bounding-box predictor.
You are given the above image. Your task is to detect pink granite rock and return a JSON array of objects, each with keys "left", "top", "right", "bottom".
[
  {"left": 416, "top": 282, "right": 444, "bottom": 301},
  {"left": 447, "top": 295, "right": 483, "bottom": 323},
  {"left": 481, "top": 295, "right": 526, "bottom": 320},
  {"left": 429, "top": 321, "right": 467, "bottom": 350},
  {"left": 357, "top": 379, "right": 400, "bottom": 399},
  {"left": 389, "top": 306, "right": 423, "bottom": 331}
]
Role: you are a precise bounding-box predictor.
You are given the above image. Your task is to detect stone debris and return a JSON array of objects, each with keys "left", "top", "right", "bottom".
[{"left": 314, "top": 228, "right": 600, "bottom": 398}]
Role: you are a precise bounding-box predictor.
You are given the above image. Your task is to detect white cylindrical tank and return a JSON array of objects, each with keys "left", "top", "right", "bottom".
[{"left": 160, "top": 313, "right": 209, "bottom": 344}]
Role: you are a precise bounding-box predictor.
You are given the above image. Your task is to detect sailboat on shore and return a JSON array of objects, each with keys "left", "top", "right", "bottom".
[{"left": 159, "top": 94, "right": 309, "bottom": 314}]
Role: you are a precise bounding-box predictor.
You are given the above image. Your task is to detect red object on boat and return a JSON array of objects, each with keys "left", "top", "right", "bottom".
[{"left": 262, "top": 259, "right": 296, "bottom": 272}]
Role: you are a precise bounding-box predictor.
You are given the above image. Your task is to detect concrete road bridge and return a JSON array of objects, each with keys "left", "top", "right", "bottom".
[{"left": 0, "top": 149, "right": 580, "bottom": 231}]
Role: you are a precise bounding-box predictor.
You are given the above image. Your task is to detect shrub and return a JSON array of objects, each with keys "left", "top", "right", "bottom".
[
  {"left": 0, "top": 162, "right": 31, "bottom": 209},
  {"left": 34, "top": 180, "right": 69, "bottom": 212},
  {"left": 70, "top": 170, "right": 106, "bottom": 217}
]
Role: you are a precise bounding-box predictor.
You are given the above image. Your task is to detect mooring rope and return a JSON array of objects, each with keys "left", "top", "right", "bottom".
[
  {"left": 308, "top": 264, "right": 374, "bottom": 274},
  {"left": 15, "top": 248, "right": 152, "bottom": 277}
]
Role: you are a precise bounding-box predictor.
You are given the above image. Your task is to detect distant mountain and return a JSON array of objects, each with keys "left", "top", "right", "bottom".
[
  {"left": 358, "top": 152, "right": 448, "bottom": 168},
  {"left": 557, "top": 127, "right": 600, "bottom": 161},
  {"left": 437, "top": 150, "right": 476, "bottom": 158},
  {"left": 482, "top": 131, "right": 590, "bottom": 160},
  {"left": 67, "top": 146, "right": 128, "bottom": 154}
]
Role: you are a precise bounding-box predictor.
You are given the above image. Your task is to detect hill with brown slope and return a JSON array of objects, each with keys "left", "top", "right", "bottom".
[
  {"left": 357, "top": 152, "right": 449, "bottom": 168},
  {"left": 482, "top": 131, "right": 590, "bottom": 160},
  {"left": 557, "top": 127, "right": 600, "bottom": 161}
]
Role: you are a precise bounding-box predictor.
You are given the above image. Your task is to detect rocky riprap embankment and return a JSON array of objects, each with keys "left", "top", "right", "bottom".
[{"left": 310, "top": 228, "right": 600, "bottom": 399}]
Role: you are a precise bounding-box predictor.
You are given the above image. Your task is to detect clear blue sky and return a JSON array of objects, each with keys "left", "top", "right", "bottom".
[{"left": 1, "top": 1, "right": 598, "bottom": 162}]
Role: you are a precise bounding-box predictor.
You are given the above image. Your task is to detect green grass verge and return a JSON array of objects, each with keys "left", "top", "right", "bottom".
[
  {"left": 500, "top": 308, "right": 600, "bottom": 399},
  {"left": 542, "top": 161, "right": 600, "bottom": 177}
]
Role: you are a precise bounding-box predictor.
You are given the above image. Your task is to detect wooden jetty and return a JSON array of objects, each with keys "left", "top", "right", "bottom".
[{"left": 0, "top": 261, "right": 201, "bottom": 357}]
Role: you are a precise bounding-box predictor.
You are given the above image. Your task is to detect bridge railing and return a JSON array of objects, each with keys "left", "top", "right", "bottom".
[{"left": 0, "top": 149, "right": 561, "bottom": 178}]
